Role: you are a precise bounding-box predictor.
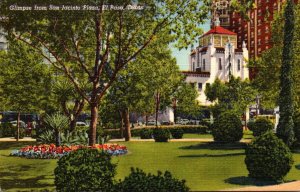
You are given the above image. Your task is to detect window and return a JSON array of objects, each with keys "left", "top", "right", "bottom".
[
  {"left": 258, "top": 9, "right": 262, "bottom": 16},
  {"left": 202, "top": 59, "right": 206, "bottom": 71},
  {"left": 258, "top": 39, "right": 261, "bottom": 45},
  {"left": 219, "top": 58, "right": 222, "bottom": 70},
  {"left": 237, "top": 59, "right": 241, "bottom": 71},
  {"left": 265, "top": 26, "right": 269, "bottom": 33},
  {"left": 258, "top": 19, "right": 262, "bottom": 26},
  {"left": 192, "top": 62, "right": 195, "bottom": 71},
  {"left": 265, "top": 36, "right": 269, "bottom": 44},
  {"left": 198, "top": 83, "right": 203, "bottom": 91},
  {"left": 258, "top": 29, "right": 261, "bottom": 35}
]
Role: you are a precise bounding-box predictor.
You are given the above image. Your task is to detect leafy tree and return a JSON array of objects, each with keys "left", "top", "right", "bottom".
[
  {"left": 0, "top": 0, "right": 210, "bottom": 145},
  {"left": 0, "top": 40, "right": 52, "bottom": 140},
  {"left": 172, "top": 82, "right": 200, "bottom": 122},
  {"left": 105, "top": 40, "right": 182, "bottom": 140},
  {"left": 205, "top": 77, "right": 257, "bottom": 118},
  {"left": 276, "top": 0, "right": 296, "bottom": 147}
]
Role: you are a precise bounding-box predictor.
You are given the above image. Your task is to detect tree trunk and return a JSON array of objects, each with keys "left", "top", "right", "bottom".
[
  {"left": 55, "top": 129, "right": 60, "bottom": 147},
  {"left": 89, "top": 103, "right": 98, "bottom": 146},
  {"left": 16, "top": 111, "right": 20, "bottom": 141},
  {"left": 70, "top": 119, "right": 77, "bottom": 132},
  {"left": 123, "top": 108, "right": 131, "bottom": 141},
  {"left": 155, "top": 92, "right": 160, "bottom": 127},
  {"left": 145, "top": 115, "right": 149, "bottom": 126},
  {"left": 173, "top": 104, "right": 177, "bottom": 124},
  {"left": 119, "top": 110, "right": 124, "bottom": 138}
]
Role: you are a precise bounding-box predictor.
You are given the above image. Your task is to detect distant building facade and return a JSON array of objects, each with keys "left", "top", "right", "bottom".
[{"left": 211, "top": 0, "right": 298, "bottom": 79}]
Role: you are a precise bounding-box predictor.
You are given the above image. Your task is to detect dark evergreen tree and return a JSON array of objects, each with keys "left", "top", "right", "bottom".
[{"left": 277, "top": 0, "right": 296, "bottom": 147}]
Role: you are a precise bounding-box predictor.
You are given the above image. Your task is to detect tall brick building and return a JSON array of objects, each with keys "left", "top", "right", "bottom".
[{"left": 211, "top": 0, "right": 297, "bottom": 79}]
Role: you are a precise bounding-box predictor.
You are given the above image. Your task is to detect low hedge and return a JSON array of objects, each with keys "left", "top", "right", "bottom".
[
  {"left": 140, "top": 128, "right": 153, "bottom": 139},
  {"left": 252, "top": 118, "right": 274, "bottom": 137},
  {"left": 104, "top": 125, "right": 208, "bottom": 139},
  {"left": 170, "top": 128, "right": 184, "bottom": 139},
  {"left": 153, "top": 128, "right": 170, "bottom": 142}
]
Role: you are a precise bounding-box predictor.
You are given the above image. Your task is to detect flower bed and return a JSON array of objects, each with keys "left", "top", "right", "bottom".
[{"left": 10, "top": 143, "right": 127, "bottom": 159}]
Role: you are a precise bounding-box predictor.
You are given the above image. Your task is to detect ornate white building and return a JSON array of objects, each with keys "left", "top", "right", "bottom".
[
  {"left": 184, "top": 20, "right": 249, "bottom": 106},
  {"left": 0, "top": 27, "right": 7, "bottom": 51}
]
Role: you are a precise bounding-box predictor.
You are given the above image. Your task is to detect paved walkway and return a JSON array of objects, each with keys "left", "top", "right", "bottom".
[
  {"left": 109, "top": 138, "right": 252, "bottom": 143},
  {"left": 0, "top": 137, "right": 252, "bottom": 143},
  {"left": 0, "top": 137, "right": 36, "bottom": 142},
  {"left": 226, "top": 180, "right": 300, "bottom": 191}
]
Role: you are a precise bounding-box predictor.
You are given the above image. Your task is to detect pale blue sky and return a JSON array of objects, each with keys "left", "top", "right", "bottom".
[{"left": 172, "top": 23, "right": 210, "bottom": 70}]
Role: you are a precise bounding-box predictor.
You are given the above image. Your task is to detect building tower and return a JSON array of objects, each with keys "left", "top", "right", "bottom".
[
  {"left": 184, "top": 19, "right": 249, "bottom": 106},
  {"left": 211, "top": 0, "right": 232, "bottom": 28}
]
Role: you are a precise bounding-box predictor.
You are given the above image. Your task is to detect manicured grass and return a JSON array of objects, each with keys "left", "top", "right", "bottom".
[
  {"left": 1, "top": 141, "right": 300, "bottom": 191},
  {"left": 0, "top": 142, "right": 56, "bottom": 191},
  {"left": 183, "top": 133, "right": 213, "bottom": 139},
  {"left": 182, "top": 131, "right": 254, "bottom": 140}
]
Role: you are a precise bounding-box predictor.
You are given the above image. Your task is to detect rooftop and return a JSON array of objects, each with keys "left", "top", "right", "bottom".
[{"left": 202, "top": 26, "right": 236, "bottom": 36}]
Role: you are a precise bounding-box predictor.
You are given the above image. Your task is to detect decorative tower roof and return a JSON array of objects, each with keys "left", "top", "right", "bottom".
[
  {"left": 199, "top": 18, "right": 237, "bottom": 48},
  {"left": 202, "top": 26, "right": 236, "bottom": 36}
]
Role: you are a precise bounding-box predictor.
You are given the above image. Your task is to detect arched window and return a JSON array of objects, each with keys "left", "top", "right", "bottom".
[
  {"left": 237, "top": 59, "right": 241, "bottom": 71},
  {"left": 202, "top": 59, "right": 206, "bottom": 71},
  {"left": 219, "top": 58, "right": 222, "bottom": 70}
]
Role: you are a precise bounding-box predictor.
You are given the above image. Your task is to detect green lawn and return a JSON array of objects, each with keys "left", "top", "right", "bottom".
[
  {"left": 183, "top": 133, "right": 213, "bottom": 139},
  {"left": 183, "top": 131, "right": 254, "bottom": 140},
  {"left": 1, "top": 141, "right": 300, "bottom": 191}
]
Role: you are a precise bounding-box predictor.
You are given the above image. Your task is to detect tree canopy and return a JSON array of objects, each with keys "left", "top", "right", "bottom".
[
  {"left": 0, "top": 0, "right": 210, "bottom": 145},
  {"left": 205, "top": 77, "right": 257, "bottom": 117},
  {"left": 0, "top": 40, "right": 52, "bottom": 113}
]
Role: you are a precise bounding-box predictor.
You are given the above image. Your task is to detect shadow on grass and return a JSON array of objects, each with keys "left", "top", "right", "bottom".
[
  {"left": 295, "top": 164, "right": 300, "bottom": 170},
  {"left": 224, "top": 176, "right": 279, "bottom": 186},
  {"left": 2, "top": 163, "right": 51, "bottom": 173},
  {"left": 178, "top": 152, "right": 245, "bottom": 158},
  {"left": 179, "top": 142, "right": 247, "bottom": 151},
  {"left": 0, "top": 141, "right": 37, "bottom": 150},
  {"left": 0, "top": 175, "right": 55, "bottom": 190}
]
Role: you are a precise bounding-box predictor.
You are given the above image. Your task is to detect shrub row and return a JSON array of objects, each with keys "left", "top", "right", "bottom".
[
  {"left": 104, "top": 125, "right": 208, "bottom": 139},
  {"left": 55, "top": 148, "right": 189, "bottom": 192}
]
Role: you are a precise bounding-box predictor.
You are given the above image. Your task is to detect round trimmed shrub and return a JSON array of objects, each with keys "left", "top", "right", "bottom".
[
  {"left": 153, "top": 128, "right": 170, "bottom": 142},
  {"left": 245, "top": 131, "right": 293, "bottom": 181},
  {"left": 140, "top": 128, "right": 153, "bottom": 139},
  {"left": 54, "top": 148, "right": 116, "bottom": 192},
  {"left": 115, "top": 167, "right": 189, "bottom": 192},
  {"left": 170, "top": 128, "right": 184, "bottom": 139},
  {"left": 252, "top": 118, "right": 274, "bottom": 137},
  {"left": 212, "top": 112, "right": 243, "bottom": 143},
  {"left": 247, "top": 121, "right": 256, "bottom": 131}
]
